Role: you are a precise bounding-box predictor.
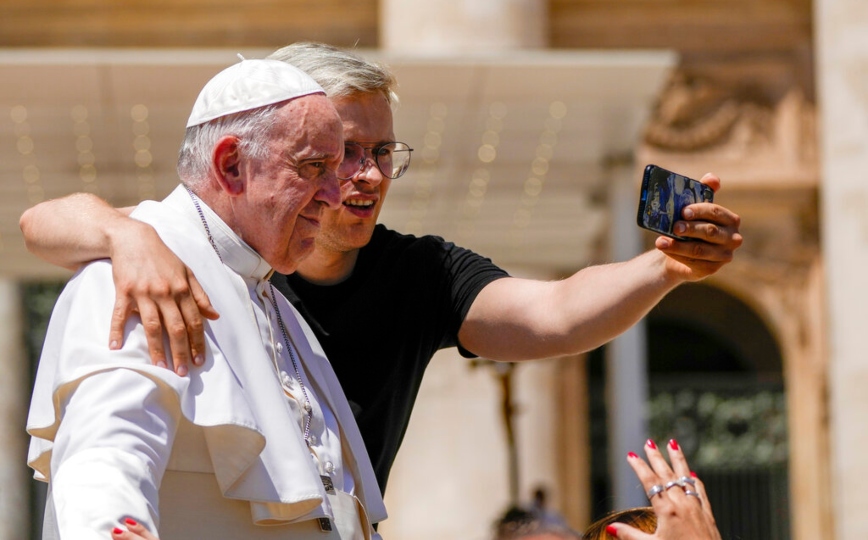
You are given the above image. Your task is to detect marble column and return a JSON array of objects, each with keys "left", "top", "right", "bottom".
[
  {"left": 816, "top": 0, "right": 868, "bottom": 538},
  {"left": 380, "top": 0, "right": 547, "bottom": 53},
  {"left": 0, "top": 280, "right": 29, "bottom": 538},
  {"left": 606, "top": 162, "right": 649, "bottom": 509}
]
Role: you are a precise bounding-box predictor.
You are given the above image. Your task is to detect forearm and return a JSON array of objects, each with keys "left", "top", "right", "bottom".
[
  {"left": 20, "top": 193, "right": 135, "bottom": 270},
  {"left": 548, "top": 250, "right": 681, "bottom": 351},
  {"left": 460, "top": 250, "right": 681, "bottom": 360}
]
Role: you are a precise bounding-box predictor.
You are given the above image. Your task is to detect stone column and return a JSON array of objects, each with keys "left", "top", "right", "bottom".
[
  {"left": 816, "top": 1, "right": 868, "bottom": 538},
  {"left": 0, "top": 280, "right": 29, "bottom": 538},
  {"left": 379, "top": 0, "right": 548, "bottom": 53},
  {"left": 606, "top": 162, "right": 649, "bottom": 509}
]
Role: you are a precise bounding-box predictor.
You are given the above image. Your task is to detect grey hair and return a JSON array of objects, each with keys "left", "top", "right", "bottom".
[
  {"left": 267, "top": 42, "right": 398, "bottom": 106},
  {"left": 177, "top": 103, "right": 282, "bottom": 186}
]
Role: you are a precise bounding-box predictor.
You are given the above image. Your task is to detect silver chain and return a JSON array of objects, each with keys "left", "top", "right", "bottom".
[
  {"left": 185, "top": 187, "right": 314, "bottom": 447},
  {"left": 267, "top": 283, "right": 313, "bottom": 447},
  {"left": 185, "top": 186, "right": 223, "bottom": 264}
]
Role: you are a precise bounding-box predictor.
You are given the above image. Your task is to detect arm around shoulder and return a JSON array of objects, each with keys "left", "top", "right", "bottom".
[
  {"left": 20, "top": 192, "right": 218, "bottom": 373},
  {"left": 20, "top": 192, "right": 134, "bottom": 271}
]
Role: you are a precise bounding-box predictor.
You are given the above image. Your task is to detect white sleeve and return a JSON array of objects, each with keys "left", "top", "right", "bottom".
[{"left": 48, "top": 368, "right": 181, "bottom": 539}]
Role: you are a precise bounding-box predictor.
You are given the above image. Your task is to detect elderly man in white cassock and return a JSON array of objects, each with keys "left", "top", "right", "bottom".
[{"left": 26, "top": 59, "right": 386, "bottom": 540}]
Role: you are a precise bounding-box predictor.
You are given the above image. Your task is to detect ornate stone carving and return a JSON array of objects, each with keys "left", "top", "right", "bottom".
[{"left": 644, "top": 72, "right": 774, "bottom": 153}]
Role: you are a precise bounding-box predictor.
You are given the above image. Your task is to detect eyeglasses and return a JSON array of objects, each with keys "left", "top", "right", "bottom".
[{"left": 337, "top": 141, "right": 413, "bottom": 180}]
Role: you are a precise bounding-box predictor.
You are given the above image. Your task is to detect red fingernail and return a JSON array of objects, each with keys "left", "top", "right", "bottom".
[
  {"left": 646, "top": 439, "right": 657, "bottom": 449},
  {"left": 124, "top": 518, "right": 137, "bottom": 527},
  {"left": 691, "top": 471, "right": 698, "bottom": 478},
  {"left": 606, "top": 524, "right": 619, "bottom": 537},
  {"left": 112, "top": 528, "right": 123, "bottom": 535},
  {"left": 627, "top": 451, "right": 639, "bottom": 459},
  {"left": 669, "top": 439, "right": 679, "bottom": 450}
]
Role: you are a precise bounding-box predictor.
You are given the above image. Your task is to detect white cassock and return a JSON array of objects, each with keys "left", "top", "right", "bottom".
[{"left": 26, "top": 186, "right": 387, "bottom": 539}]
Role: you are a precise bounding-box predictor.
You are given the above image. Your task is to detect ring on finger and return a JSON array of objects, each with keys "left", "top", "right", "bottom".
[
  {"left": 646, "top": 484, "right": 665, "bottom": 499},
  {"left": 664, "top": 480, "right": 685, "bottom": 491},
  {"left": 684, "top": 489, "right": 701, "bottom": 498},
  {"left": 679, "top": 476, "right": 696, "bottom": 486}
]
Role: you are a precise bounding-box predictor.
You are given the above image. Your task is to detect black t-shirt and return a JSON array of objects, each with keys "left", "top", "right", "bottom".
[{"left": 270, "top": 224, "right": 509, "bottom": 495}]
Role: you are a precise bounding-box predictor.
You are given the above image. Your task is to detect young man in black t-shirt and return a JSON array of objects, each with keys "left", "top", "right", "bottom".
[{"left": 20, "top": 43, "right": 743, "bottom": 497}]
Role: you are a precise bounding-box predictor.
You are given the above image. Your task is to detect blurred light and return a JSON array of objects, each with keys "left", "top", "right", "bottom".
[
  {"left": 133, "top": 135, "right": 151, "bottom": 151},
  {"left": 75, "top": 136, "right": 93, "bottom": 153},
  {"left": 70, "top": 105, "right": 88, "bottom": 123},
  {"left": 10, "top": 105, "right": 27, "bottom": 124},
  {"left": 135, "top": 150, "right": 153, "bottom": 168},
  {"left": 478, "top": 144, "right": 496, "bottom": 163},
  {"left": 130, "top": 104, "right": 149, "bottom": 122},
  {"left": 549, "top": 101, "right": 567, "bottom": 119},
  {"left": 16, "top": 137, "right": 34, "bottom": 155}
]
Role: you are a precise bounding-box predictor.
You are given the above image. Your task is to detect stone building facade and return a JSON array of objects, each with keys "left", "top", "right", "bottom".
[{"left": 1, "top": 1, "right": 863, "bottom": 538}]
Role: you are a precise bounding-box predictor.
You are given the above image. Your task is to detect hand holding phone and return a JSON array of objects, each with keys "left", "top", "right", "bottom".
[{"left": 637, "top": 164, "right": 714, "bottom": 240}]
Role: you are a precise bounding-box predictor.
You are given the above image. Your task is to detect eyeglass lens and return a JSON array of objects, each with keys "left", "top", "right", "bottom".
[{"left": 338, "top": 142, "right": 413, "bottom": 180}]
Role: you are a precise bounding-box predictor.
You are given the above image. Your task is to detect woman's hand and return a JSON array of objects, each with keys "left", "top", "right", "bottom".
[
  {"left": 111, "top": 518, "right": 159, "bottom": 540},
  {"left": 606, "top": 439, "right": 722, "bottom": 540}
]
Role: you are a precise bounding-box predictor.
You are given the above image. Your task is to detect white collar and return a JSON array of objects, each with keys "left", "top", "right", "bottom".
[{"left": 164, "top": 186, "right": 273, "bottom": 282}]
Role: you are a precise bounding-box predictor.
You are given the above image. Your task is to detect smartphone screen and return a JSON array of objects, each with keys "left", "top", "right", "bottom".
[{"left": 637, "top": 164, "right": 713, "bottom": 240}]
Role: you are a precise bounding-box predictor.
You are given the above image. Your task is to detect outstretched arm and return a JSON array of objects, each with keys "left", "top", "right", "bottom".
[
  {"left": 20, "top": 194, "right": 218, "bottom": 373},
  {"left": 459, "top": 173, "right": 742, "bottom": 360}
]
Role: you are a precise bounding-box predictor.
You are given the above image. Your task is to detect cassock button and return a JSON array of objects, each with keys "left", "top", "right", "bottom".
[
  {"left": 280, "top": 371, "right": 292, "bottom": 387},
  {"left": 275, "top": 342, "right": 283, "bottom": 354}
]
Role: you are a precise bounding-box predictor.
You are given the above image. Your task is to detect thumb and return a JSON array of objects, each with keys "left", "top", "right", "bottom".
[{"left": 606, "top": 523, "right": 654, "bottom": 540}]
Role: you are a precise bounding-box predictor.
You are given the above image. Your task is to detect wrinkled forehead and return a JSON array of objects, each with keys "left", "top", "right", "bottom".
[{"left": 271, "top": 95, "right": 345, "bottom": 153}]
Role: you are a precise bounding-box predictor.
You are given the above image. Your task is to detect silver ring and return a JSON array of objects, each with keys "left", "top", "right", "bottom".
[
  {"left": 684, "top": 490, "right": 700, "bottom": 498},
  {"left": 679, "top": 476, "right": 696, "bottom": 486},
  {"left": 646, "top": 484, "right": 665, "bottom": 499},
  {"left": 664, "top": 480, "right": 685, "bottom": 490}
]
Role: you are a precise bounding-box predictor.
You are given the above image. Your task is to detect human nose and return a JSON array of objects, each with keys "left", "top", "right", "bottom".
[
  {"left": 316, "top": 170, "right": 342, "bottom": 209},
  {"left": 352, "top": 156, "right": 385, "bottom": 186}
]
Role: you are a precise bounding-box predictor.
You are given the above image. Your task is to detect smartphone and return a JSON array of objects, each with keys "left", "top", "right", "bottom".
[{"left": 637, "top": 164, "right": 713, "bottom": 240}]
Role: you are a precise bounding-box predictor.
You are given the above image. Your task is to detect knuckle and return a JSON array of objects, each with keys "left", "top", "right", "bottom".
[
  {"left": 149, "top": 283, "right": 172, "bottom": 299},
  {"left": 141, "top": 319, "right": 163, "bottom": 335},
  {"left": 166, "top": 321, "right": 187, "bottom": 336},
  {"left": 114, "top": 280, "right": 135, "bottom": 295},
  {"left": 171, "top": 281, "right": 192, "bottom": 298},
  {"left": 187, "top": 318, "right": 204, "bottom": 333}
]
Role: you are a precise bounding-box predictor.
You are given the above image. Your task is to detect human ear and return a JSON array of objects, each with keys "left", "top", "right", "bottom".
[{"left": 212, "top": 136, "right": 244, "bottom": 195}]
